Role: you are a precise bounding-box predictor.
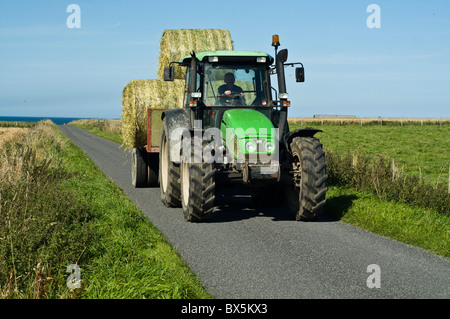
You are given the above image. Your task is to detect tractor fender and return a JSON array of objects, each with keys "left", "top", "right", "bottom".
[
  {"left": 161, "top": 108, "right": 191, "bottom": 133},
  {"left": 286, "top": 127, "right": 323, "bottom": 150}
]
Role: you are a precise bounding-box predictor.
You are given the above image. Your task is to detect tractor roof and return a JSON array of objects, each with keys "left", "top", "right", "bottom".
[{"left": 180, "top": 50, "right": 274, "bottom": 64}]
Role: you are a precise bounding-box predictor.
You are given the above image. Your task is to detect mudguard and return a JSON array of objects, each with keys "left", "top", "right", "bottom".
[
  {"left": 161, "top": 108, "right": 191, "bottom": 163},
  {"left": 286, "top": 127, "right": 323, "bottom": 150},
  {"left": 161, "top": 108, "right": 191, "bottom": 133}
]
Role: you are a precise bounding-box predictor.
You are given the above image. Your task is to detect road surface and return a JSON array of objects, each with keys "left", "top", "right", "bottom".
[{"left": 59, "top": 125, "right": 450, "bottom": 299}]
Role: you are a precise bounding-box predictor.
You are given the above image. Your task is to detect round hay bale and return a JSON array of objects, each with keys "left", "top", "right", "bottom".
[
  {"left": 121, "top": 79, "right": 185, "bottom": 149},
  {"left": 157, "top": 29, "right": 233, "bottom": 80}
]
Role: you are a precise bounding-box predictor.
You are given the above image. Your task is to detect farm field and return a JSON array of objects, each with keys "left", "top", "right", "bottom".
[
  {"left": 289, "top": 119, "right": 450, "bottom": 182},
  {"left": 0, "top": 121, "right": 36, "bottom": 148},
  {"left": 70, "top": 117, "right": 449, "bottom": 188},
  {"left": 0, "top": 127, "right": 30, "bottom": 149}
]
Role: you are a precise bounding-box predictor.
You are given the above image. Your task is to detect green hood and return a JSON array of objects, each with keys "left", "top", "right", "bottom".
[
  {"left": 220, "top": 109, "right": 276, "bottom": 157},
  {"left": 220, "top": 109, "right": 274, "bottom": 138}
]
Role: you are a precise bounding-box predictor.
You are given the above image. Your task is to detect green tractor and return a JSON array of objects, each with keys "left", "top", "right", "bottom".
[{"left": 138, "top": 35, "right": 327, "bottom": 222}]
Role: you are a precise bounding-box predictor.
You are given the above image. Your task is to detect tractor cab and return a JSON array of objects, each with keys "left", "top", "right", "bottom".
[{"left": 166, "top": 51, "right": 276, "bottom": 130}]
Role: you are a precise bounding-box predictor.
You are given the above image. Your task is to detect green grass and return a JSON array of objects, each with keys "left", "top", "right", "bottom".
[
  {"left": 325, "top": 186, "right": 449, "bottom": 258},
  {"left": 0, "top": 121, "right": 211, "bottom": 299},
  {"left": 70, "top": 123, "right": 122, "bottom": 144},
  {"left": 0, "top": 121, "right": 37, "bottom": 128},
  {"left": 290, "top": 122, "right": 450, "bottom": 181},
  {"left": 55, "top": 126, "right": 211, "bottom": 299}
]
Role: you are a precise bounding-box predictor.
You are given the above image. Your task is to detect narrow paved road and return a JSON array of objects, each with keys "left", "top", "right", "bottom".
[{"left": 59, "top": 125, "right": 450, "bottom": 299}]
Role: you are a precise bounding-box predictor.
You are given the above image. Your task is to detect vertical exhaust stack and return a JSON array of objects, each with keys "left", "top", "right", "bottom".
[
  {"left": 272, "top": 35, "right": 289, "bottom": 142},
  {"left": 272, "top": 34, "right": 288, "bottom": 95},
  {"left": 276, "top": 49, "right": 288, "bottom": 95}
]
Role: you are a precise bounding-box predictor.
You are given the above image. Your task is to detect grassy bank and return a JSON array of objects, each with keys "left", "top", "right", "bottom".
[
  {"left": 325, "top": 186, "right": 449, "bottom": 257},
  {"left": 0, "top": 121, "right": 211, "bottom": 298}
]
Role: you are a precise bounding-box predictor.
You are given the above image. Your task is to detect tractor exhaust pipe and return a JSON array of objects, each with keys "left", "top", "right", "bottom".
[
  {"left": 276, "top": 49, "right": 288, "bottom": 95},
  {"left": 275, "top": 47, "right": 289, "bottom": 144}
]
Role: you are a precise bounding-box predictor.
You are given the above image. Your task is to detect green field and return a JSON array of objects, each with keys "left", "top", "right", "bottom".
[{"left": 289, "top": 121, "right": 450, "bottom": 182}]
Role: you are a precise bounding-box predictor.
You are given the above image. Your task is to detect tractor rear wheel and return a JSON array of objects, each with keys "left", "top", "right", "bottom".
[
  {"left": 286, "top": 137, "right": 327, "bottom": 221},
  {"left": 159, "top": 119, "right": 181, "bottom": 207},
  {"left": 181, "top": 141, "right": 215, "bottom": 222}
]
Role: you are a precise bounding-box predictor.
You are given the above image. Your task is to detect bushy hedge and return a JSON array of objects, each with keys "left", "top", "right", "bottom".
[{"left": 326, "top": 150, "right": 449, "bottom": 216}]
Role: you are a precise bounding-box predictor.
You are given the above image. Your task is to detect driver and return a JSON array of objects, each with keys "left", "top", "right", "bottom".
[
  {"left": 218, "top": 73, "right": 244, "bottom": 96},
  {"left": 217, "top": 73, "right": 245, "bottom": 105}
]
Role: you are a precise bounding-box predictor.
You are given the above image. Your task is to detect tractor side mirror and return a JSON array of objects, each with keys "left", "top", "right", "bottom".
[
  {"left": 295, "top": 66, "right": 305, "bottom": 82},
  {"left": 164, "top": 66, "right": 174, "bottom": 81}
]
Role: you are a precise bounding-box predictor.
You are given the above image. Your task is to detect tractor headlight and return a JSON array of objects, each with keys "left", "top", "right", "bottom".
[
  {"left": 264, "top": 141, "right": 274, "bottom": 152},
  {"left": 245, "top": 141, "right": 256, "bottom": 152}
]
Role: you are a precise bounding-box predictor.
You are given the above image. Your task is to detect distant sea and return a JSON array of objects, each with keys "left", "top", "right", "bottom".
[{"left": 0, "top": 116, "right": 86, "bottom": 125}]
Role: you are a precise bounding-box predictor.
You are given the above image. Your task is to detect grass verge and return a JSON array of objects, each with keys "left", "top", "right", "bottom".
[
  {"left": 0, "top": 121, "right": 212, "bottom": 299},
  {"left": 325, "top": 186, "right": 449, "bottom": 258},
  {"left": 69, "top": 119, "right": 122, "bottom": 144},
  {"left": 57, "top": 127, "right": 212, "bottom": 298}
]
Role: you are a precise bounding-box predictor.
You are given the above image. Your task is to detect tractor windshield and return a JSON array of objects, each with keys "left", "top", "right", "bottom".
[{"left": 203, "top": 64, "right": 270, "bottom": 107}]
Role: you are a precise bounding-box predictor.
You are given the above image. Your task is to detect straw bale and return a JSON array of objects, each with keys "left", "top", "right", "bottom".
[
  {"left": 157, "top": 29, "right": 233, "bottom": 80},
  {"left": 121, "top": 79, "right": 185, "bottom": 149}
]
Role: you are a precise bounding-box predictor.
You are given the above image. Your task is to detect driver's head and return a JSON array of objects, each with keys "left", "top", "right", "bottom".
[{"left": 224, "top": 73, "right": 235, "bottom": 85}]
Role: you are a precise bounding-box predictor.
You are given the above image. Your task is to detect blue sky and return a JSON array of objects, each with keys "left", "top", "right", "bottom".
[{"left": 0, "top": 0, "right": 449, "bottom": 119}]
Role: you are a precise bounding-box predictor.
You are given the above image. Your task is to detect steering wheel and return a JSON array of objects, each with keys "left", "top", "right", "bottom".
[{"left": 217, "top": 92, "right": 242, "bottom": 99}]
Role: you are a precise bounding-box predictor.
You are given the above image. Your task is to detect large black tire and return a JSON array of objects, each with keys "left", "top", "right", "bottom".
[
  {"left": 286, "top": 137, "right": 327, "bottom": 221},
  {"left": 180, "top": 140, "right": 216, "bottom": 222},
  {"left": 159, "top": 119, "right": 181, "bottom": 207},
  {"left": 132, "top": 148, "right": 147, "bottom": 188}
]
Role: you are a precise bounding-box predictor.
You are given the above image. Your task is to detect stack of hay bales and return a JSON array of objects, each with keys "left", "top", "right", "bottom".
[
  {"left": 122, "top": 29, "right": 234, "bottom": 149},
  {"left": 157, "top": 29, "right": 234, "bottom": 80},
  {"left": 122, "top": 79, "right": 185, "bottom": 149}
]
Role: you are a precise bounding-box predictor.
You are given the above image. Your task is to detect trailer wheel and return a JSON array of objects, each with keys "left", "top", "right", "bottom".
[
  {"left": 132, "top": 148, "right": 147, "bottom": 188},
  {"left": 159, "top": 119, "right": 181, "bottom": 207},
  {"left": 181, "top": 140, "right": 215, "bottom": 222},
  {"left": 146, "top": 152, "right": 159, "bottom": 187},
  {"left": 286, "top": 137, "right": 327, "bottom": 221}
]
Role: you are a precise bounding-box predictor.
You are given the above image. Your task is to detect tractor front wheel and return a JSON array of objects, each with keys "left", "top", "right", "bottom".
[
  {"left": 181, "top": 141, "right": 216, "bottom": 222},
  {"left": 286, "top": 137, "right": 327, "bottom": 221}
]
